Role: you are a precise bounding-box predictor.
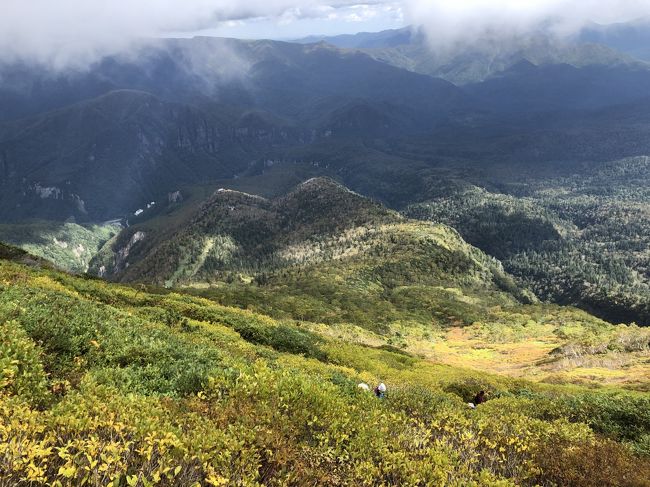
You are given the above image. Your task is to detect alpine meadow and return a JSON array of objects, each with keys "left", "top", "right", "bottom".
[{"left": 1, "top": 1, "right": 650, "bottom": 486}]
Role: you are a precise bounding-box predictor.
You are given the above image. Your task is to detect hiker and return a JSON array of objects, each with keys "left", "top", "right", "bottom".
[
  {"left": 374, "top": 382, "right": 387, "bottom": 399},
  {"left": 473, "top": 390, "right": 487, "bottom": 406},
  {"left": 468, "top": 390, "right": 487, "bottom": 409}
]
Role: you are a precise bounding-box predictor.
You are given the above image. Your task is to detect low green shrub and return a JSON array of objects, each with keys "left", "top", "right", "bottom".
[{"left": 0, "top": 320, "right": 49, "bottom": 405}]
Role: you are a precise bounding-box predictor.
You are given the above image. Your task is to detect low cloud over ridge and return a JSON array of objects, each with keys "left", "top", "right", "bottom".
[
  {"left": 2, "top": 0, "right": 650, "bottom": 69},
  {"left": 406, "top": 0, "right": 650, "bottom": 48}
]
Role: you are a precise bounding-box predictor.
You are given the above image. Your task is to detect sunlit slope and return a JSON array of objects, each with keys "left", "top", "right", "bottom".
[
  {"left": 1, "top": 243, "right": 649, "bottom": 485},
  {"left": 84, "top": 179, "right": 650, "bottom": 391},
  {"left": 0, "top": 220, "right": 119, "bottom": 273},
  {"left": 92, "top": 178, "right": 532, "bottom": 330}
]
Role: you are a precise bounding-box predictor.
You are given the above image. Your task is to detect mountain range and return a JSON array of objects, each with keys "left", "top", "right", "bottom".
[
  {"left": 2, "top": 19, "right": 650, "bottom": 328},
  {"left": 89, "top": 177, "right": 537, "bottom": 332},
  {"left": 3, "top": 16, "right": 650, "bottom": 486}
]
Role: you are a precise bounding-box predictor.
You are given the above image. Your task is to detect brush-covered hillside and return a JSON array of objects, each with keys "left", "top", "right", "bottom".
[
  {"left": 94, "top": 178, "right": 402, "bottom": 284},
  {"left": 405, "top": 156, "right": 650, "bottom": 327},
  {"left": 1, "top": 241, "right": 650, "bottom": 486},
  {"left": 91, "top": 178, "right": 532, "bottom": 330},
  {"left": 85, "top": 178, "right": 650, "bottom": 391}
]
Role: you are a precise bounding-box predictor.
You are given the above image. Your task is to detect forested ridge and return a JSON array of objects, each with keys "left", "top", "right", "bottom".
[{"left": 406, "top": 156, "right": 650, "bottom": 326}]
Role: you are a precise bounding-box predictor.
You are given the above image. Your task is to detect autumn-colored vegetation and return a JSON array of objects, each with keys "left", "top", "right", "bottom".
[{"left": 1, "top": 243, "right": 649, "bottom": 486}]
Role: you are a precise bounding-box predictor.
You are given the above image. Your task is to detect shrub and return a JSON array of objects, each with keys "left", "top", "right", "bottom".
[
  {"left": 236, "top": 322, "right": 328, "bottom": 361},
  {"left": 564, "top": 393, "right": 650, "bottom": 451},
  {"left": 0, "top": 320, "right": 49, "bottom": 405},
  {"left": 534, "top": 437, "right": 650, "bottom": 487},
  {"left": 385, "top": 385, "right": 464, "bottom": 428},
  {"left": 443, "top": 377, "right": 505, "bottom": 403}
]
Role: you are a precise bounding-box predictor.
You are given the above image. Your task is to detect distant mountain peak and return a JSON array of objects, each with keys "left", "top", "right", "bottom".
[
  {"left": 214, "top": 188, "right": 268, "bottom": 201},
  {"left": 295, "top": 176, "right": 350, "bottom": 192},
  {"left": 505, "top": 59, "right": 538, "bottom": 75},
  {"left": 279, "top": 177, "right": 383, "bottom": 215},
  {"left": 295, "top": 26, "right": 418, "bottom": 49}
]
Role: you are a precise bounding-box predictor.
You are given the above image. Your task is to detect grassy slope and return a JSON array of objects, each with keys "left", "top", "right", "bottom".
[{"left": 1, "top": 245, "right": 649, "bottom": 486}]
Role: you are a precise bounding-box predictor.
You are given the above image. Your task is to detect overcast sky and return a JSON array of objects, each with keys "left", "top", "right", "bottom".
[{"left": 2, "top": 0, "right": 650, "bottom": 68}]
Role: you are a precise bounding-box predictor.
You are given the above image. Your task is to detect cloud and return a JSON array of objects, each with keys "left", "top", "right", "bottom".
[
  {"left": 404, "top": 0, "right": 650, "bottom": 48},
  {"left": 0, "top": 0, "right": 394, "bottom": 69},
  {"left": 2, "top": 0, "right": 650, "bottom": 69}
]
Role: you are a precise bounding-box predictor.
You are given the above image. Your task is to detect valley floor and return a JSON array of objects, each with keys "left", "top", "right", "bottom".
[{"left": 300, "top": 307, "right": 650, "bottom": 391}]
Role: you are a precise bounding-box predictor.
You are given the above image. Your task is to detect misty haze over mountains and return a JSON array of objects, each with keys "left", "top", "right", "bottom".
[
  {"left": 2, "top": 18, "right": 650, "bottom": 220},
  {"left": 1, "top": 13, "right": 650, "bottom": 326}
]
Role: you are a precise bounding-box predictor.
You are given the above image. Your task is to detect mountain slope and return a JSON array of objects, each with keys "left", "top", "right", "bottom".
[
  {"left": 0, "top": 37, "right": 469, "bottom": 123},
  {"left": 580, "top": 18, "right": 650, "bottom": 61},
  {"left": 0, "top": 220, "right": 119, "bottom": 273},
  {"left": 466, "top": 61, "right": 650, "bottom": 114},
  {"left": 405, "top": 157, "right": 650, "bottom": 327},
  {"left": 368, "top": 36, "right": 641, "bottom": 85},
  {"left": 0, "top": 90, "right": 264, "bottom": 221},
  {"left": 295, "top": 26, "right": 418, "bottom": 49},
  {"left": 0, "top": 87, "right": 331, "bottom": 222},
  {"left": 3, "top": 239, "right": 650, "bottom": 485},
  {"left": 0, "top": 38, "right": 471, "bottom": 222},
  {"left": 303, "top": 26, "right": 644, "bottom": 84},
  {"left": 2, "top": 34, "right": 650, "bottom": 226},
  {"left": 90, "top": 178, "right": 537, "bottom": 333}
]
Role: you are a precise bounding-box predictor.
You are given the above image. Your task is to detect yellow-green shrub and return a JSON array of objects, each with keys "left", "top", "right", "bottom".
[{"left": 0, "top": 320, "right": 49, "bottom": 405}]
